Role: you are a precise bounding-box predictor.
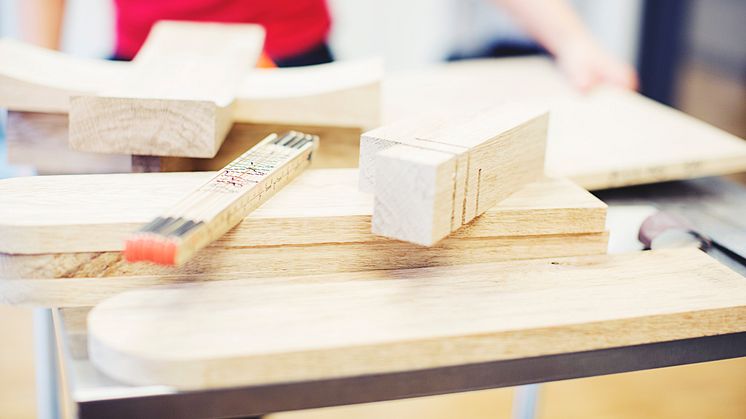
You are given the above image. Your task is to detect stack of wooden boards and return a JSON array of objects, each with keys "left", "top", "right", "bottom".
[
  {"left": 0, "top": 168, "right": 608, "bottom": 305},
  {"left": 0, "top": 26, "right": 382, "bottom": 172},
  {"left": 4, "top": 171, "right": 744, "bottom": 392}
]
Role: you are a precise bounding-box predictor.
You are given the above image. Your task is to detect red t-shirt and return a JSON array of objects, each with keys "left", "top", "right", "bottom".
[{"left": 114, "top": 0, "right": 331, "bottom": 60}]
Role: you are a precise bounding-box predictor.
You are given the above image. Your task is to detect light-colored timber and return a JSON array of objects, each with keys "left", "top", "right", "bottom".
[
  {"left": 363, "top": 105, "right": 548, "bottom": 245},
  {"left": 0, "top": 232, "right": 607, "bottom": 306},
  {"left": 83, "top": 248, "right": 746, "bottom": 389},
  {"left": 124, "top": 132, "right": 318, "bottom": 266},
  {"left": 0, "top": 169, "right": 605, "bottom": 255},
  {"left": 68, "top": 21, "right": 264, "bottom": 158},
  {"left": 0, "top": 169, "right": 608, "bottom": 282},
  {"left": 0, "top": 38, "right": 381, "bottom": 129},
  {"left": 381, "top": 58, "right": 746, "bottom": 189}
]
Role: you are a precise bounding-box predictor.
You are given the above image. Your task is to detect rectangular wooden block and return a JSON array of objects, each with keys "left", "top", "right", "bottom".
[
  {"left": 68, "top": 21, "right": 264, "bottom": 158},
  {"left": 83, "top": 248, "right": 746, "bottom": 389},
  {"left": 69, "top": 97, "right": 234, "bottom": 158},
  {"left": 372, "top": 145, "right": 457, "bottom": 245},
  {"left": 364, "top": 105, "right": 548, "bottom": 245}
]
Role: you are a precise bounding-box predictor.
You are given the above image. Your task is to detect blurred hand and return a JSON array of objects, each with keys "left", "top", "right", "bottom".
[{"left": 555, "top": 38, "right": 639, "bottom": 92}]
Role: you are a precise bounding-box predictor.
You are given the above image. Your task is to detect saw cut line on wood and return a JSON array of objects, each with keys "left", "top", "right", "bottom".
[{"left": 361, "top": 104, "right": 548, "bottom": 246}]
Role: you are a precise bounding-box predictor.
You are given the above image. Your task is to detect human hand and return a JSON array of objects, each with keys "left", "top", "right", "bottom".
[{"left": 555, "top": 38, "right": 639, "bottom": 92}]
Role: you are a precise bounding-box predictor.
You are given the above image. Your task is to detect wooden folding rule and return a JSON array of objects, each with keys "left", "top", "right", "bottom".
[
  {"left": 360, "top": 105, "right": 548, "bottom": 246},
  {"left": 124, "top": 132, "right": 318, "bottom": 266}
]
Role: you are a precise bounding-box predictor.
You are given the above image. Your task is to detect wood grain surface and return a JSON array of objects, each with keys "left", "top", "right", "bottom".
[
  {"left": 0, "top": 170, "right": 608, "bottom": 283},
  {"left": 0, "top": 38, "right": 381, "bottom": 129},
  {"left": 365, "top": 105, "right": 548, "bottom": 245},
  {"left": 382, "top": 58, "right": 746, "bottom": 189},
  {"left": 84, "top": 248, "right": 746, "bottom": 389},
  {"left": 0, "top": 232, "right": 607, "bottom": 306},
  {"left": 68, "top": 21, "right": 264, "bottom": 158},
  {"left": 0, "top": 169, "right": 606, "bottom": 255}
]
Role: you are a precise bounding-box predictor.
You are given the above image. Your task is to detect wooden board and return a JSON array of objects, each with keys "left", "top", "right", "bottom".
[
  {"left": 68, "top": 21, "right": 264, "bottom": 158},
  {"left": 364, "top": 105, "right": 547, "bottom": 245},
  {"left": 0, "top": 232, "right": 607, "bottom": 305},
  {"left": 1, "top": 233, "right": 608, "bottom": 281},
  {"left": 0, "top": 169, "right": 607, "bottom": 279},
  {"left": 382, "top": 58, "right": 746, "bottom": 189},
  {"left": 0, "top": 38, "right": 381, "bottom": 129},
  {"left": 83, "top": 248, "right": 746, "bottom": 389}
]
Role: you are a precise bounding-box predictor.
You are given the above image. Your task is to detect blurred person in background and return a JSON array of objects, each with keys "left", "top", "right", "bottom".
[{"left": 20, "top": 0, "right": 636, "bottom": 88}]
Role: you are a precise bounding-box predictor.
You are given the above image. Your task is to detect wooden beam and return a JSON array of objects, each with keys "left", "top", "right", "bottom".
[
  {"left": 0, "top": 169, "right": 607, "bottom": 280},
  {"left": 364, "top": 105, "right": 548, "bottom": 245},
  {"left": 67, "top": 21, "right": 264, "bottom": 158},
  {"left": 82, "top": 249, "right": 746, "bottom": 389}
]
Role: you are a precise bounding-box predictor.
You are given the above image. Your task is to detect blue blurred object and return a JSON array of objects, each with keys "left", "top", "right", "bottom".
[{"left": 0, "top": 109, "right": 37, "bottom": 178}]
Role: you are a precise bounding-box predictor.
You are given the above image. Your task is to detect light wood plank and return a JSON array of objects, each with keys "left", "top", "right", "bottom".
[
  {"left": 0, "top": 38, "right": 381, "bottom": 129},
  {"left": 0, "top": 233, "right": 609, "bottom": 287},
  {"left": 0, "top": 169, "right": 605, "bottom": 255},
  {"left": 382, "top": 58, "right": 746, "bottom": 189},
  {"left": 84, "top": 249, "right": 746, "bottom": 389},
  {"left": 68, "top": 21, "right": 264, "bottom": 158},
  {"left": 364, "top": 105, "right": 548, "bottom": 245}
]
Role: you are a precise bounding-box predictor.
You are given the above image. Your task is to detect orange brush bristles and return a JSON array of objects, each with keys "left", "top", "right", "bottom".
[{"left": 124, "top": 235, "right": 178, "bottom": 266}]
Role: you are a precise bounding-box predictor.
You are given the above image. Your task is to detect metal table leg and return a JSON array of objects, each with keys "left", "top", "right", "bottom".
[
  {"left": 33, "top": 308, "right": 60, "bottom": 419},
  {"left": 512, "top": 384, "right": 540, "bottom": 419}
]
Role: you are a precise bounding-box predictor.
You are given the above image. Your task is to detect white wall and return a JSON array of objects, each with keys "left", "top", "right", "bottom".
[{"left": 329, "top": 0, "right": 642, "bottom": 70}]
